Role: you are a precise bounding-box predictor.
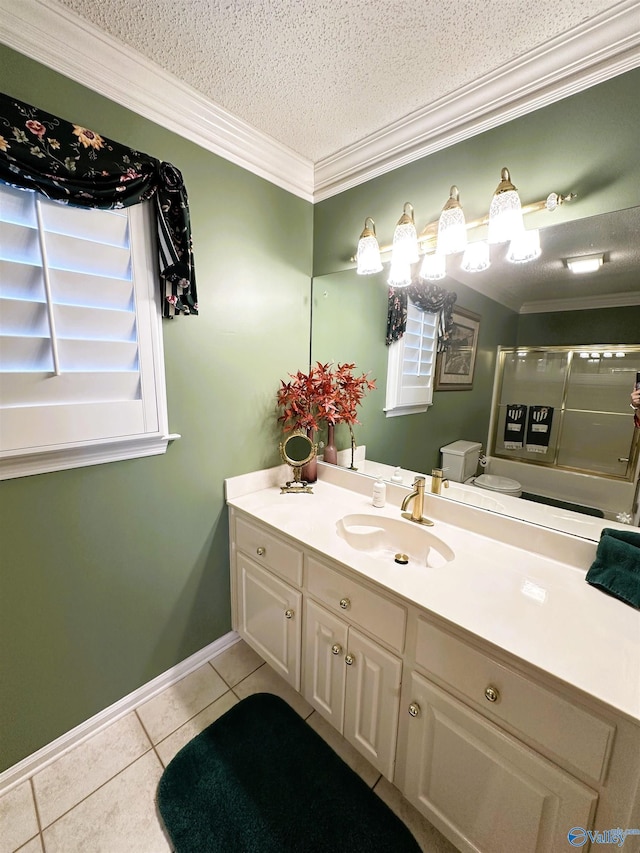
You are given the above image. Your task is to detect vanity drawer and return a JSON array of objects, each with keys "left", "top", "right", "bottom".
[
  {"left": 414, "top": 617, "right": 615, "bottom": 783},
  {"left": 306, "top": 555, "right": 406, "bottom": 652},
  {"left": 235, "top": 515, "right": 303, "bottom": 587}
]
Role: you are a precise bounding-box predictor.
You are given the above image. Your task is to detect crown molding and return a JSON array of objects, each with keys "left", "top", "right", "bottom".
[
  {"left": 313, "top": 0, "right": 640, "bottom": 200},
  {"left": 1, "top": 0, "right": 639, "bottom": 203},
  {"left": 520, "top": 290, "right": 640, "bottom": 314},
  {"left": 0, "top": 0, "right": 315, "bottom": 201}
]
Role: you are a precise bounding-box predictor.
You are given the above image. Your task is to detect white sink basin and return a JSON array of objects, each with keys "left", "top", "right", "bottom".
[{"left": 337, "top": 513, "right": 455, "bottom": 568}]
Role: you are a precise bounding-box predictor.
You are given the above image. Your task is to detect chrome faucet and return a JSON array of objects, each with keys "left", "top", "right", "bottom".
[
  {"left": 401, "top": 476, "right": 434, "bottom": 526},
  {"left": 430, "top": 468, "right": 450, "bottom": 495}
]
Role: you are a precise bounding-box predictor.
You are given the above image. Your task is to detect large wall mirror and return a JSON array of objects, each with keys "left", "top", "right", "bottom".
[{"left": 311, "top": 205, "right": 640, "bottom": 541}]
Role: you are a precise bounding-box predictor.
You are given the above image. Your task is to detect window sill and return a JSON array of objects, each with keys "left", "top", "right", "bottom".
[
  {"left": 384, "top": 405, "right": 431, "bottom": 418},
  {"left": 0, "top": 433, "right": 181, "bottom": 480}
]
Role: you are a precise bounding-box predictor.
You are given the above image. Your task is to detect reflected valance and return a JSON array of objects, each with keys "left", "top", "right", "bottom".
[
  {"left": 0, "top": 92, "right": 197, "bottom": 318},
  {"left": 386, "top": 279, "right": 457, "bottom": 350}
]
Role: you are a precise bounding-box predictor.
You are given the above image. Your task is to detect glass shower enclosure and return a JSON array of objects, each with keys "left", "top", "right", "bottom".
[{"left": 490, "top": 345, "right": 640, "bottom": 481}]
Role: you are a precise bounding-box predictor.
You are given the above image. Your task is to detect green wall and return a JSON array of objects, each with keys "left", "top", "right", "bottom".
[
  {"left": 0, "top": 46, "right": 313, "bottom": 771},
  {"left": 517, "top": 307, "right": 639, "bottom": 346}
]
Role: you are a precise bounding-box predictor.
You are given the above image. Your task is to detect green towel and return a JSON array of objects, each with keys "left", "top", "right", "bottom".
[{"left": 586, "top": 527, "right": 640, "bottom": 609}]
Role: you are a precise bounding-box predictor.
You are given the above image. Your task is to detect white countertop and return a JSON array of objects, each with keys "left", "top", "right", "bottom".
[{"left": 226, "top": 465, "right": 640, "bottom": 724}]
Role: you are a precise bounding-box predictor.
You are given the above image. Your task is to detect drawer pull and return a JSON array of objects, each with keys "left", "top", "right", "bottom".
[
  {"left": 339, "top": 597, "right": 351, "bottom": 610},
  {"left": 284, "top": 609, "right": 294, "bottom": 620},
  {"left": 408, "top": 702, "right": 421, "bottom": 718},
  {"left": 256, "top": 547, "right": 266, "bottom": 557},
  {"left": 331, "top": 643, "right": 342, "bottom": 656},
  {"left": 484, "top": 685, "right": 500, "bottom": 703},
  {"left": 345, "top": 653, "right": 355, "bottom": 666}
]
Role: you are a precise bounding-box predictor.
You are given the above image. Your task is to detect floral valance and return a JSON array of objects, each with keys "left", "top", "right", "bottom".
[
  {"left": 0, "top": 92, "right": 197, "bottom": 318},
  {"left": 386, "top": 280, "right": 457, "bottom": 350}
]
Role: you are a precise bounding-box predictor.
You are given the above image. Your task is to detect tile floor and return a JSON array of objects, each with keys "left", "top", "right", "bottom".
[{"left": 1, "top": 640, "right": 459, "bottom": 853}]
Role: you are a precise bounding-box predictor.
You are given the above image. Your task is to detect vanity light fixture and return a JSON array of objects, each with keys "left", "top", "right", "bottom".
[
  {"left": 388, "top": 202, "right": 418, "bottom": 286},
  {"left": 350, "top": 174, "right": 576, "bottom": 277},
  {"left": 566, "top": 253, "right": 604, "bottom": 274},
  {"left": 387, "top": 257, "right": 413, "bottom": 287},
  {"left": 419, "top": 252, "right": 446, "bottom": 281},
  {"left": 506, "top": 228, "right": 541, "bottom": 264},
  {"left": 461, "top": 240, "right": 491, "bottom": 273},
  {"left": 356, "top": 217, "right": 383, "bottom": 275},
  {"left": 437, "top": 186, "right": 467, "bottom": 255},
  {"left": 487, "top": 167, "right": 524, "bottom": 244},
  {"left": 391, "top": 203, "right": 419, "bottom": 266}
]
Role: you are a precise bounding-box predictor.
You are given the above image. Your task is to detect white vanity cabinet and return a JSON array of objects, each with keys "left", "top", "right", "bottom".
[
  {"left": 303, "top": 554, "right": 405, "bottom": 778},
  {"left": 394, "top": 613, "right": 639, "bottom": 853},
  {"left": 232, "top": 514, "right": 303, "bottom": 689},
  {"left": 228, "top": 499, "right": 640, "bottom": 853},
  {"left": 397, "top": 671, "right": 597, "bottom": 853},
  {"left": 230, "top": 509, "right": 405, "bottom": 779}
]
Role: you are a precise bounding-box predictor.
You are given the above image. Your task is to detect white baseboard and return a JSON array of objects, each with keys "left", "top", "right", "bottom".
[{"left": 0, "top": 630, "right": 240, "bottom": 794}]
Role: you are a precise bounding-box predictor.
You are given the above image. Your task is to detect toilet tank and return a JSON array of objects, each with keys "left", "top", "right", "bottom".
[{"left": 440, "top": 441, "right": 482, "bottom": 483}]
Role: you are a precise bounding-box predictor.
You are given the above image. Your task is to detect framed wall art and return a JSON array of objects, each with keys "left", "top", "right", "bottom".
[{"left": 435, "top": 306, "right": 481, "bottom": 390}]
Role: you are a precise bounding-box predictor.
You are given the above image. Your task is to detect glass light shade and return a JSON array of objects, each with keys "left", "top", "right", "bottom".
[
  {"left": 461, "top": 241, "right": 490, "bottom": 273},
  {"left": 419, "top": 252, "right": 446, "bottom": 281},
  {"left": 488, "top": 168, "right": 524, "bottom": 244},
  {"left": 387, "top": 258, "right": 412, "bottom": 287},
  {"left": 488, "top": 190, "right": 524, "bottom": 243},
  {"left": 391, "top": 221, "right": 419, "bottom": 265},
  {"left": 437, "top": 207, "right": 467, "bottom": 254},
  {"left": 356, "top": 234, "right": 383, "bottom": 274},
  {"left": 437, "top": 187, "right": 467, "bottom": 255},
  {"left": 506, "top": 229, "right": 541, "bottom": 264},
  {"left": 391, "top": 203, "right": 419, "bottom": 266}
]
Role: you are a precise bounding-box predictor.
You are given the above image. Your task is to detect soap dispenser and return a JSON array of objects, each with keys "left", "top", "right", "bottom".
[
  {"left": 372, "top": 477, "right": 386, "bottom": 508},
  {"left": 391, "top": 467, "right": 403, "bottom": 484}
]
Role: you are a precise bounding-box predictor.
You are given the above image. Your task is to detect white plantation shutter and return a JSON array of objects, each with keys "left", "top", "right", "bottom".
[
  {"left": 0, "top": 184, "right": 171, "bottom": 479},
  {"left": 385, "top": 302, "right": 438, "bottom": 416}
]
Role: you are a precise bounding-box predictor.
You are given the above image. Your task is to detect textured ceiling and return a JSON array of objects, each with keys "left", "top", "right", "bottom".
[
  {"left": 54, "top": 0, "right": 617, "bottom": 163},
  {"left": 447, "top": 206, "right": 640, "bottom": 312}
]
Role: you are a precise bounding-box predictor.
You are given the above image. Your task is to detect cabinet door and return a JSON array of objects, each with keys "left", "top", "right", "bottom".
[
  {"left": 303, "top": 600, "right": 348, "bottom": 731},
  {"left": 400, "top": 671, "right": 597, "bottom": 853},
  {"left": 237, "top": 555, "right": 302, "bottom": 690},
  {"left": 344, "top": 627, "right": 402, "bottom": 781}
]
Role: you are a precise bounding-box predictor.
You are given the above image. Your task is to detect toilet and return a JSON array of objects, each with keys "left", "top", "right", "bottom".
[
  {"left": 440, "top": 440, "right": 522, "bottom": 498},
  {"left": 471, "top": 473, "right": 522, "bottom": 498}
]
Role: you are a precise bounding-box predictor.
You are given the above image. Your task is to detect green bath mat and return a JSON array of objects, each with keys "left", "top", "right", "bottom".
[{"left": 157, "top": 692, "right": 420, "bottom": 853}]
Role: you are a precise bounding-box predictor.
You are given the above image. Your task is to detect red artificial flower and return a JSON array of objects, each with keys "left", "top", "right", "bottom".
[{"left": 276, "top": 362, "right": 375, "bottom": 433}]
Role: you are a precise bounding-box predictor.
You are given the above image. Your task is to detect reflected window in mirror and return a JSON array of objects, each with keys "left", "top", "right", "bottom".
[{"left": 385, "top": 302, "right": 438, "bottom": 417}]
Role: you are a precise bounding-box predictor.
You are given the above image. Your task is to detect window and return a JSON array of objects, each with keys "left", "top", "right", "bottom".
[
  {"left": 0, "top": 183, "right": 171, "bottom": 479},
  {"left": 385, "top": 301, "right": 438, "bottom": 417}
]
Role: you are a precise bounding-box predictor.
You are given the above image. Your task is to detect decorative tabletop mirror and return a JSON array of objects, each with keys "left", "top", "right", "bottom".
[{"left": 280, "top": 431, "right": 317, "bottom": 494}]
